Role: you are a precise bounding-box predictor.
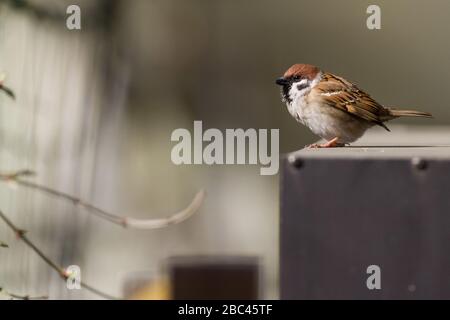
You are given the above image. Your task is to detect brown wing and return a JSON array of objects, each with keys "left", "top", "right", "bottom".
[{"left": 314, "top": 72, "right": 392, "bottom": 130}]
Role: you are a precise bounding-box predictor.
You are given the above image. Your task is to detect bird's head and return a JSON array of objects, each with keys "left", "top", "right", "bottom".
[{"left": 276, "top": 64, "right": 321, "bottom": 104}]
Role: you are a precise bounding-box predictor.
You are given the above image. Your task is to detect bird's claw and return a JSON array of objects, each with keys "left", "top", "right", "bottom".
[{"left": 306, "top": 137, "right": 343, "bottom": 149}]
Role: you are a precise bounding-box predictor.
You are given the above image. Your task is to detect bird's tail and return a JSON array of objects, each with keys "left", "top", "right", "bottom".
[{"left": 388, "top": 108, "right": 433, "bottom": 118}]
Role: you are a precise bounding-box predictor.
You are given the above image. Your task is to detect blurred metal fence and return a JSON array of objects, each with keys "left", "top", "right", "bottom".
[{"left": 0, "top": 0, "right": 125, "bottom": 299}]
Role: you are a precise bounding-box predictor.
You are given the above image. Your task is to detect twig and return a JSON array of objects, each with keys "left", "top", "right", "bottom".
[
  {"left": 0, "top": 210, "right": 118, "bottom": 299},
  {"left": 0, "top": 73, "right": 15, "bottom": 99},
  {"left": 0, "top": 84, "right": 15, "bottom": 99},
  {"left": 0, "top": 170, "right": 205, "bottom": 230},
  {"left": 0, "top": 241, "right": 8, "bottom": 248},
  {"left": 0, "top": 287, "right": 47, "bottom": 300}
]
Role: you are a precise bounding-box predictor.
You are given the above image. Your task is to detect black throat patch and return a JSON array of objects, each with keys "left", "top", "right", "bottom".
[{"left": 280, "top": 83, "right": 292, "bottom": 104}]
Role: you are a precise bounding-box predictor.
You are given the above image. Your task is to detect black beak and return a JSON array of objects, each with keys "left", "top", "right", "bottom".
[{"left": 276, "top": 77, "right": 288, "bottom": 86}]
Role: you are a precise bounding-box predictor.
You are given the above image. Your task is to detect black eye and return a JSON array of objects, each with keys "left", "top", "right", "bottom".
[{"left": 293, "top": 76, "right": 301, "bottom": 81}]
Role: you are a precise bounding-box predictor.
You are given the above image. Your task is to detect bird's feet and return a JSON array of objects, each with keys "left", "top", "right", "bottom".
[{"left": 307, "top": 137, "right": 343, "bottom": 149}]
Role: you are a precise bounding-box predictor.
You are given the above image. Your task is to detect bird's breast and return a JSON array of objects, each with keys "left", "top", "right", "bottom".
[{"left": 289, "top": 98, "right": 372, "bottom": 143}]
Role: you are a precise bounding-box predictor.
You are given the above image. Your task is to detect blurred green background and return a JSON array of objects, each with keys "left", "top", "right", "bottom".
[{"left": 0, "top": 0, "right": 449, "bottom": 299}]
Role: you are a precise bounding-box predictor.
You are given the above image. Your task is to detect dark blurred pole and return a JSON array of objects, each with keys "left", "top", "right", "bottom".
[{"left": 168, "top": 256, "right": 261, "bottom": 299}]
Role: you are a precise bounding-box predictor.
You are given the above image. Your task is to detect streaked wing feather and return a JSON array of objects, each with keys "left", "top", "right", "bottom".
[{"left": 315, "top": 73, "right": 390, "bottom": 128}]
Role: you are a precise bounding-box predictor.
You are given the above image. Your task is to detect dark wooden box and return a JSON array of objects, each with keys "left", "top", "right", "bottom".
[{"left": 280, "top": 126, "right": 450, "bottom": 299}]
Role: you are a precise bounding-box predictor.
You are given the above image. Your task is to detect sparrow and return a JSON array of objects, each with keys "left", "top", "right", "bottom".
[{"left": 276, "top": 64, "right": 432, "bottom": 148}]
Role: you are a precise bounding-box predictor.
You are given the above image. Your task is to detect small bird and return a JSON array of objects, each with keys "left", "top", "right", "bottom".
[{"left": 276, "top": 64, "right": 432, "bottom": 148}]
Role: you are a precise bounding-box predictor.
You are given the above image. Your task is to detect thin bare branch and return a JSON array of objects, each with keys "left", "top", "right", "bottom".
[
  {"left": 0, "top": 210, "right": 118, "bottom": 300},
  {"left": 0, "top": 84, "right": 15, "bottom": 99},
  {"left": 0, "top": 170, "right": 205, "bottom": 230},
  {"left": 0, "top": 74, "right": 15, "bottom": 99},
  {"left": 0, "top": 287, "right": 47, "bottom": 300}
]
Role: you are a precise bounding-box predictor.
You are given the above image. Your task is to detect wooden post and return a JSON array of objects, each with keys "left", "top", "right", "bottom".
[{"left": 281, "top": 126, "right": 450, "bottom": 299}]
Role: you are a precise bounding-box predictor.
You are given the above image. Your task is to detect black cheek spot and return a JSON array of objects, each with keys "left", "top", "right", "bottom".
[{"left": 297, "top": 83, "right": 308, "bottom": 91}]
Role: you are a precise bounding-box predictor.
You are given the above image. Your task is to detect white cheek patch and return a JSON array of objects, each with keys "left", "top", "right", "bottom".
[
  {"left": 289, "top": 79, "right": 310, "bottom": 99},
  {"left": 288, "top": 72, "right": 323, "bottom": 103}
]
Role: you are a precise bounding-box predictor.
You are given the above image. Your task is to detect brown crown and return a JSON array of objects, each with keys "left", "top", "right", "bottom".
[{"left": 283, "top": 64, "right": 320, "bottom": 80}]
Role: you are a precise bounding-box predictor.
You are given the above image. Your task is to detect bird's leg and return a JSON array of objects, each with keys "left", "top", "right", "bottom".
[
  {"left": 307, "top": 137, "right": 342, "bottom": 148},
  {"left": 320, "top": 137, "right": 341, "bottom": 148}
]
